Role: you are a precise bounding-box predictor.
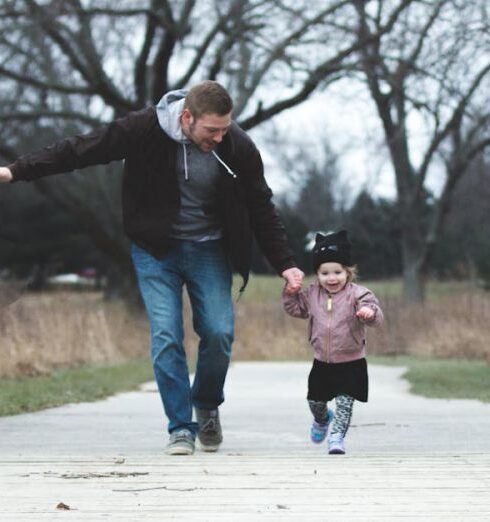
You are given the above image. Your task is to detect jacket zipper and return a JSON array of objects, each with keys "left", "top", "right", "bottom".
[{"left": 326, "top": 294, "right": 333, "bottom": 362}]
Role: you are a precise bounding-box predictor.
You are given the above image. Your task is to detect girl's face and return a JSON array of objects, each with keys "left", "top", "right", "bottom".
[{"left": 317, "top": 262, "right": 348, "bottom": 294}]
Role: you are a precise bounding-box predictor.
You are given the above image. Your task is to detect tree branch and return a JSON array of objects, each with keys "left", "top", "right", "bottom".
[
  {"left": 0, "top": 111, "right": 102, "bottom": 127},
  {"left": 239, "top": 1, "right": 415, "bottom": 129},
  {"left": 78, "top": 8, "right": 160, "bottom": 21},
  {"left": 256, "top": 1, "right": 352, "bottom": 82},
  {"left": 25, "top": 0, "right": 135, "bottom": 114},
  {"left": 150, "top": 2, "right": 178, "bottom": 101},
  {"left": 174, "top": 20, "right": 223, "bottom": 89},
  {"left": 0, "top": 65, "right": 95, "bottom": 95},
  {"left": 134, "top": 10, "right": 157, "bottom": 105},
  {"left": 395, "top": 0, "right": 448, "bottom": 83},
  {"left": 65, "top": 0, "right": 136, "bottom": 113},
  {"left": 417, "top": 61, "right": 490, "bottom": 185},
  {"left": 238, "top": 67, "right": 344, "bottom": 130}
]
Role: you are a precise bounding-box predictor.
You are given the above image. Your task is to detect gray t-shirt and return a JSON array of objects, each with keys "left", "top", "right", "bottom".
[{"left": 170, "top": 142, "right": 224, "bottom": 241}]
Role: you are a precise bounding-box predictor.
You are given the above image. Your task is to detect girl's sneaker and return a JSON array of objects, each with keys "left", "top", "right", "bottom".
[
  {"left": 310, "top": 409, "right": 334, "bottom": 444},
  {"left": 328, "top": 433, "right": 345, "bottom": 454}
]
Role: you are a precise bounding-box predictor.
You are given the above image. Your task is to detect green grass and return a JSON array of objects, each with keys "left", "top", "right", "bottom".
[
  {"left": 0, "top": 358, "right": 154, "bottom": 417},
  {"left": 2, "top": 354, "right": 489, "bottom": 417},
  {"left": 371, "top": 355, "right": 490, "bottom": 403}
]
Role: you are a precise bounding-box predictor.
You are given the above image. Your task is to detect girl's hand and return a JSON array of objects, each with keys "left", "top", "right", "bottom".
[
  {"left": 356, "top": 306, "right": 375, "bottom": 321},
  {"left": 282, "top": 267, "right": 304, "bottom": 295},
  {"left": 284, "top": 283, "right": 299, "bottom": 296}
]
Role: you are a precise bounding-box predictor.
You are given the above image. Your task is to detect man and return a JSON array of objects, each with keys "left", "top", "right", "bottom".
[{"left": 0, "top": 80, "right": 304, "bottom": 455}]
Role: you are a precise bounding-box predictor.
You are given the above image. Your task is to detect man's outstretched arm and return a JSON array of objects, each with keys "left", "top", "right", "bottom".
[{"left": 2, "top": 108, "right": 152, "bottom": 184}]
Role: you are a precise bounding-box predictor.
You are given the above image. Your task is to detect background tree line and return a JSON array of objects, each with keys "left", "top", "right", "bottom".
[
  {"left": 0, "top": 0, "right": 489, "bottom": 302},
  {"left": 274, "top": 147, "right": 490, "bottom": 285}
]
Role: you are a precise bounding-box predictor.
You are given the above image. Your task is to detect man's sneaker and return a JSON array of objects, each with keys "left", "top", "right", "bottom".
[
  {"left": 328, "top": 433, "right": 346, "bottom": 455},
  {"left": 166, "top": 429, "right": 195, "bottom": 456},
  {"left": 310, "top": 409, "right": 334, "bottom": 444},
  {"left": 195, "top": 408, "right": 222, "bottom": 452}
]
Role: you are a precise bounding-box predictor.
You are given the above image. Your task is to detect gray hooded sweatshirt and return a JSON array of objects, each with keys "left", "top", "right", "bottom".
[{"left": 156, "top": 89, "right": 225, "bottom": 242}]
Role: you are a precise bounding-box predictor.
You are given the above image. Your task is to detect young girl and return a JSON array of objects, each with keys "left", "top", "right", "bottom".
[{"left": 282, "top": 230, "right": 383, "bottom": 454}]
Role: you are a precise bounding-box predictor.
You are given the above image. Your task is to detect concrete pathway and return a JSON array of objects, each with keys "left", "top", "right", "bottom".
[{"left": 1, "top": 362, "right": 489, "bottom": 520}]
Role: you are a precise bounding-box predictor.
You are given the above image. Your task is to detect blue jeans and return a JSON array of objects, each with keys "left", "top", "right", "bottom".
[{"left": 131, "top": 240, "right": 234, "bottom": 436}]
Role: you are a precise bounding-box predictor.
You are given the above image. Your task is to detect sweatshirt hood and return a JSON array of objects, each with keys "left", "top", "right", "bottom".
[
  {"left": 156, "top": 89, "right": 190, "bottom": 143},
  {"left": 155, "top": 88, "right": 237, "bottom": 181}
]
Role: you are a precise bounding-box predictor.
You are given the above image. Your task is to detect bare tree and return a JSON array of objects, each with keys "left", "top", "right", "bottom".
[
  {"left": 0, "top": 1, "right": 417, "bottom": 129},
  {"left": 351, "top": 0, "right": 490, "bottom": 301},
  {"left": 0, "top": 0, "right": 414, "bottom": 295}
]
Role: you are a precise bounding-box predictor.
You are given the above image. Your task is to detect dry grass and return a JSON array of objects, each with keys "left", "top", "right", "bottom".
[
  {"left": 377, "top": 292, "right": 490, "bottom": 361},
  {"left": 0, "top": 280, "right": 25, "bottom": 309},
  {"left": 0, "top": 291, "right": 150, "bottom": 379},
  {"left": 1, "top": 280, "right": 489, "bottom": 379},
  {"left": 233, "top": 300, "right": 309, "bottom": 361},
  {"left": 233, "top": 288, "right": 490, "bottom": 364}
]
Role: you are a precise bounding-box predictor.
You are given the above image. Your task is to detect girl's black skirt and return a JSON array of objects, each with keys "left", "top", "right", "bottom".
[{"left": 307, "top": 357, "right": 368, "bottom": 403}]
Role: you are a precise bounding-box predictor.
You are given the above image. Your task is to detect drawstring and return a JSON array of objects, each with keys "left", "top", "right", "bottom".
[
  {"left": 181, "top": 146, "right": 236, "bottom": 180},
  {"left": 212, "top": 151, "right": 237, "bottom": 178},
  {"left": 183, "top": 143, "right": 189, "bottom": 181}
]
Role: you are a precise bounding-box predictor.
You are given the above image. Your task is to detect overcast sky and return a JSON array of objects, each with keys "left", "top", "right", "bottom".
[{"left": 253, "top": 79, "right": 445, "bottom": 206}]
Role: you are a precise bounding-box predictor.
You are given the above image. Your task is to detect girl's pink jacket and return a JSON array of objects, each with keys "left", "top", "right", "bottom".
[{"left": 282, "top": 281, "right": 383, "bottom": 363}]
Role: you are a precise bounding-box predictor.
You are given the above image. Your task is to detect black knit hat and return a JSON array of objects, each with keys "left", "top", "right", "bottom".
[{"left": 312, "top": 230, "right": 352, "bottom": 271}]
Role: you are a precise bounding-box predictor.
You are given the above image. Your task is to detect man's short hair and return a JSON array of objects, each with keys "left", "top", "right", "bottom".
[{"left": 184, "top": 80, "right": 233, "bottom": 119}]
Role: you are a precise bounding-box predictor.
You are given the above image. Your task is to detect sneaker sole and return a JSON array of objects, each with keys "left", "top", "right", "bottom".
[
  {"left": 328, "top": 449, "right": 345, "bottom": 455},
  {"left": 166, "top": 446, "right": 195, "bottom": 456},
  {"left": 200, "top": 443, "right": 220, "bottom": 452}
]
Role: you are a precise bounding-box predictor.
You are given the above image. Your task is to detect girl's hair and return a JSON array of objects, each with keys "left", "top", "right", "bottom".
[{"left": 344, "top": 265, "right": 358, "bottom": 283}]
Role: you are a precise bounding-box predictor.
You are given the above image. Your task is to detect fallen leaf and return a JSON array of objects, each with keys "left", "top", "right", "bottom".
[{"left": 56, "top": 502, "right": 71, "bottom": 510}]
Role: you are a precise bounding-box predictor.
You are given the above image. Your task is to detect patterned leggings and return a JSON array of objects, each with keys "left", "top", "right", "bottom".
[{"left": 308, "top": 394, "right": 354, "bottom": 437}]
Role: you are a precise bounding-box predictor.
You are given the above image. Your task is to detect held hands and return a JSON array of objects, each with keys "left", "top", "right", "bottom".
[
  {"left": 0, "top": 167, "right": 13, "bottom": 183},
  {"left": 282, "top": 267, "right": 304, "bottom": 295},
  {"left": 356, "top": 306, "right": 375, "bottom": 321}
]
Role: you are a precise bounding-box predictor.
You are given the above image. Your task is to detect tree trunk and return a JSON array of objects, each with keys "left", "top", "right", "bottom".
[
  {"left": 401, "top": 231, "right": 426, "bottom": 303},
  {"left": 402, "top": 261, "right": 425, "bottom": 303}
]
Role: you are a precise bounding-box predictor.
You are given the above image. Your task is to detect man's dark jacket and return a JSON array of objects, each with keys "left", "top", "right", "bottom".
[{"left": 9, "top": 107, "right": 296, "bottom": 287}]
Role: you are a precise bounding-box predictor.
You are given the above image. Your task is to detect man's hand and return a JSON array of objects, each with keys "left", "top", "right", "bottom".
[
  {"left": 0, "top": 167, "right": 13, "bottom": 183},
  {"left": 282, "top": 267, "right": 304, "bottom": 295},
  {"left": 356, "top": 306, "right": 375, "bottom": 321}
]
